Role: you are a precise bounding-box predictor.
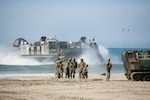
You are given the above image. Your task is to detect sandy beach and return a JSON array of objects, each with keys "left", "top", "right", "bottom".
[{"left": 0, "top": 73, "right": 150, "bottom": 100}]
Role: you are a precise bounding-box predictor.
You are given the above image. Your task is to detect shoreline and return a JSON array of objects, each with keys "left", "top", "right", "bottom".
[
  {"left": 0, "top": 72, "right": 124, "bottom": 79},
  {"left": 0, "top": 73, "right": 150, "bottom": 100},
  {"left": 0, "top": 72, "right": 124, "bottom": 78}
]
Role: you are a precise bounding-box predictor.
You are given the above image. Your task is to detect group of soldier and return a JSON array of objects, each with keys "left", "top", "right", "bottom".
[
  {"left": 54, "top": 58, "right": 88, "bottom": 79},
  {"left": 55, "top": 57, "right": 112, "bottom": 80}
]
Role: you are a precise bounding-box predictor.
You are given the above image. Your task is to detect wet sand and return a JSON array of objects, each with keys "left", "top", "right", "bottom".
[{"left": 0, "top": 73, "right": 150, "bottom": 100}]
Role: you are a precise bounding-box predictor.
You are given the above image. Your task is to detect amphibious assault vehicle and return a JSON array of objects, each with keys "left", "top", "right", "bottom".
[
  {"left": 12, "top": 36, "right": 103, "bottom": 62},
  {"left": 122, "top": 50, "right": 150, "bottom": 81}
]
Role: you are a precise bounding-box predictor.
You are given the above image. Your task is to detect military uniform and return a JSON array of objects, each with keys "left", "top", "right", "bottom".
[
  {"left": 83, "top": 64, "right": 88, "bottom": 78},
  {"left": 55, "top": 58, "right": 63, "bottom": 78},
  {"left": 104, "top": 59, "right": 112, "bottom": 80},
  {"left": 70, "top": 58, "right": 78, "bottom": 78},
  {"left": 65, "top": 58, "right": 72, "bottom": 78},
  {"left": 78, "top": 59, "right": 86, "bottom": 78}
]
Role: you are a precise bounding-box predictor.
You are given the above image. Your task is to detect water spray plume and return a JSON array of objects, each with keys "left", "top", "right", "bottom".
[
  {"left": 0, "top": 46, "right": 53, "bottom": 65},
  {"left": 98, "top": 45, "right": 109, "bottom": 61},
  {"left": 98, "top": 45, "right": 122, "bottom": 64},
  {"left": 77, "top": 49, "right": 100, "bottom": 65},
  {"left": 77, "top": 45, "right": 109, "bottom": 65}
]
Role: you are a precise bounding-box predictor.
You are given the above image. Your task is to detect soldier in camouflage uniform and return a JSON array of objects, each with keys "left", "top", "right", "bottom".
[
  {"left": 78, "top": 58, "right": 86, "bottom": 78},
  {"left": 104, "top": 58, "right": 112, "bottom": 80},
  {"left": 83, "top": 64, "right": 88, "bottom": 79},
  {"left": 70, "top": 58, "right": 78, "bottom": 78},
  {"left": 65, "top": 58, "right": 72, "bottom": 78},
  {"left": 55, "top": 58, "right": 63, "bottom": 78}
]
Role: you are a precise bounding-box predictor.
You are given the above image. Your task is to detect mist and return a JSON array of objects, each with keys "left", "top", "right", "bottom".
[
  {"left": 0, "top": 44, "right": 122, "bottom": 65},
  {"left": 76, "top": 44, "right": 122, "bottom": 65},
  {"left": 0, "top": 45, "right": 54, "bottom": 65},
  {"left": 76, "top": 45, "right": 109, "bottom": 65}
]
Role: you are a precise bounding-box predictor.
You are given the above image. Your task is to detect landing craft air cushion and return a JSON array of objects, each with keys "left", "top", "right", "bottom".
[{"left": 12, "top": 36, "right": 103, "bottom": 62}]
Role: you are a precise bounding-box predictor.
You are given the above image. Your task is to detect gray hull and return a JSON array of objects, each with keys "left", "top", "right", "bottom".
[{"left": 12, "top": 36, "right": 103, "bottom": 62}]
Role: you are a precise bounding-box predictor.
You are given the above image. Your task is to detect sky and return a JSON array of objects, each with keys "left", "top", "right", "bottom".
[{"left": 0, "top": 0, "right": 150, "bottom": 48}]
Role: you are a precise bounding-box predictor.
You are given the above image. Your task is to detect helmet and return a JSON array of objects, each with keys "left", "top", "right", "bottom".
[
  {"left": 108, "top": 58, "right": 110, "bottom": 61},
  {"left": 80, "top": 58, "right": 83, "bottom": 61},
  {"left": 68, "top": 58, "right": 71, "bottom": 61}
]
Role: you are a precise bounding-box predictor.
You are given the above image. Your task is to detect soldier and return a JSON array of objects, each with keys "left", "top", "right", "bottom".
[
  {"left": 83, "top": 64, "right": 88, "bottom": 79},
  {"left": 104, "top": 58, "right": 112, "bottom": 80},
  {"left": 65, "top": 58, "right": 72, "bottom": 78},
  {"left": 70, "top": 58, "right": 78, "bottom": 78},
  {"left": 78, "top": 58, "right": 86, "bottom": 78},
  {"left": 55, "top": 58, "right": 63, "bottom": 78}
]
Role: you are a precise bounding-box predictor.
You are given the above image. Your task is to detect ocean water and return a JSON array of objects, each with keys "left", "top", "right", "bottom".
[{"left": 0, "top": 47, "right": 149, "bottom": 77}]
